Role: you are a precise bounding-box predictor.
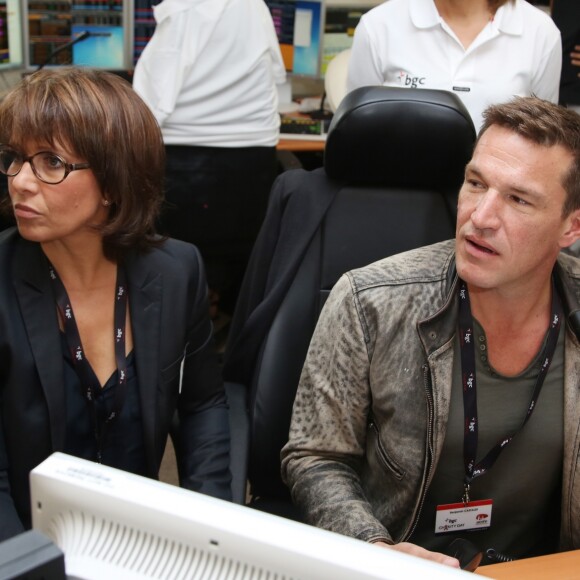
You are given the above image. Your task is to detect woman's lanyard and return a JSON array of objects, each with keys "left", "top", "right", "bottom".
[
  {"left": 457, "top": 279, "right": 563, "bottom": 504},
  {"left": 49, "top": 262, "right": 129, "bottom": 463}
]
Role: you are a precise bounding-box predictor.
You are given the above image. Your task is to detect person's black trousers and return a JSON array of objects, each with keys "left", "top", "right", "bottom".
[{"left": 160, "top": 144, "right": 278, "bottom": 315}]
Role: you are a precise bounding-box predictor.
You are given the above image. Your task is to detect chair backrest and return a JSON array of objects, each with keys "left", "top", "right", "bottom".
[
  {"left": 551, "top": 0, "right": 580, "bottom": 106},
  {"left": 241, "top": 86, "right": 476, "bottom": 512}
]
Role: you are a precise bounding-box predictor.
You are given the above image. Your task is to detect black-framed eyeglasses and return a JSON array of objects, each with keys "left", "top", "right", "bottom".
[{"left": 0, "top": 146, "right": 90, "bottom": 185}]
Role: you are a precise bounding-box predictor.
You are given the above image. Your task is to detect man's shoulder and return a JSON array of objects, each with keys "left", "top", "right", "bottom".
[
  {"left": 347, "top": 239, "right": 455, "bottom": 292},
  {"left": 557, "top": 250, "right": 580, "bottom": 280}
]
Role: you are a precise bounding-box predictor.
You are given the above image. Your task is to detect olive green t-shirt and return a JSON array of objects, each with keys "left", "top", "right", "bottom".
[{"left": 410, "top": 318, "right": 564, "bottom": 561}]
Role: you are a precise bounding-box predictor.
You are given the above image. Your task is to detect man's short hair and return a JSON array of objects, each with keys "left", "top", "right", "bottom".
[{"left": 479, "top": 96, "right": 580, "bottom": 217}]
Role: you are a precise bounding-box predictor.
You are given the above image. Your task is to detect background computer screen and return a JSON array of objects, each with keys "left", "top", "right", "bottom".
[
  {"left": 322, "top": 0, "right": 383, "bottom": 75},
  {"left": 133, "top": 0, "right": 155, "bottom": 66},
  {"left": 31, "top": 453, "right": 470, "bottom": 580},
  {"left": 27, "top": 0, "right": 125, "bottom": 69},
  {"left": 266, "top": 0, "right": 325, "bottom": 78},
  {"left": 0, "top": 0, "right": 23, "bottom": 68},
  {"left": 71, "top": 24, "right": 124, "bottom": 68}
]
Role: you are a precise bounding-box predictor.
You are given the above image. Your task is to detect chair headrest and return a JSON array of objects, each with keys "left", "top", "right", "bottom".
[{"left": 324, "top": 86, "right": 477, "bottom": 188}]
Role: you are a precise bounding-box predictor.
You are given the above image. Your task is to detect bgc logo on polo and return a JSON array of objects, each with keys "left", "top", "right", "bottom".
[{"left": 398, "top": 71, "right": 426, "bottom": 89}]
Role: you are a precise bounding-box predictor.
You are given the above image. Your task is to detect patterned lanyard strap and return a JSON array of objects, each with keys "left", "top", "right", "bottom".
[
  {"left": 457, "top": 279, "right": 563, "bottom": 503},
  {"left": 49, "top": 261, "right": 129, "bottom": 463}
]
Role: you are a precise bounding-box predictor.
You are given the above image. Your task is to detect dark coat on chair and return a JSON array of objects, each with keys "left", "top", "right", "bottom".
[
  {"left": 0, "top": 228, "right": 231, "bottom": 541},
  {"left": 552, "top": 0, "right": 580, "bottom": 106},
  {"left": 223, "top": 168, "right": 344, "bottom": 385}
]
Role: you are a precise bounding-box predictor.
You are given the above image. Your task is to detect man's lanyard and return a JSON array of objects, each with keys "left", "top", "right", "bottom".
[
  {"left": 49, "top": 262, "right": 129, "bottom": 463},
  {"left": 457, "top": 279, "right": 563, "bottom": 504}
]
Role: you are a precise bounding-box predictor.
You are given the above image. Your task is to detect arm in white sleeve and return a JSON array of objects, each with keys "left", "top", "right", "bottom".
[
  {"left": 531, "top": 29, "right": 563, "bottom": 104},
  {"left": 132, "top": 12, "right": 189, "bottom": 127},
  {"left": 261, "top": 1, "right": 287, "bottom": 85},
  {"left": 347, "top": 18, "right": 385, "bottom": 93}
]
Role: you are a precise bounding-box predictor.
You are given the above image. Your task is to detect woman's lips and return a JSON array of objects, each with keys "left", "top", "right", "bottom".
[{"left": 13, "top": 203, "right": 41, "bottom": 219}]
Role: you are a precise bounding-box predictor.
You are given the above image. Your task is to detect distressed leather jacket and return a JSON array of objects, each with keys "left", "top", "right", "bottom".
[{"left": 281, "top": 240, "right": 580, "bottom": 550}]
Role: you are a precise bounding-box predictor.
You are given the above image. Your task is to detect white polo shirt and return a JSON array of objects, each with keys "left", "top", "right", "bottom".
[
  {"left": 133, "top": 0, "right": 286, "bottom": 148},
  {"left": 347, "top": 0, "right": 562, "bottom": 131}
]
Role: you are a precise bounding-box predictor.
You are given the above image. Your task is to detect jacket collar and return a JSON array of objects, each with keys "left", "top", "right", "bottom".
[
  {"left": 554, "top": 253, "right": 580, "bottom": 341},
  {"left": 420, "top": 247, "right": 580, "bottom": 357},
  {"left": 12, "top": 234, "right": 164, "bottom": 469},
  {"left": 418, "top": 255, "right": 459, "bottom": 358},
  {"left": 13, "top": 236, "right": 66, "bottom": 450},
  {"left": 121, "top": 250, "right": 163, "bottom": 473}
]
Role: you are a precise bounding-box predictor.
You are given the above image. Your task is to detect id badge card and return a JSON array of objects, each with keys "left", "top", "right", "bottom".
[{"left": 434, "top": 499, "right": 493, "bottom": 534}]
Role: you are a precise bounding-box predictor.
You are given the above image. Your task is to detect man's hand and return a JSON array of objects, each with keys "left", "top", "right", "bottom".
[
  {"left": 373, "top": 541, "right": 461, "bottom": 568},
  {"left": 571, "top": 45, "right": 580, "bottom": 77}
]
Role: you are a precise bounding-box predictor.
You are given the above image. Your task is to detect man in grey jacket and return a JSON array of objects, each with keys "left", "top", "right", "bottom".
[{"left": 281, "top": 96, "right": 580, "bottom": 568}]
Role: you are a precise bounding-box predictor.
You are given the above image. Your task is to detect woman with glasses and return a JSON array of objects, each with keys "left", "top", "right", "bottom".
[{"left": 0, "top": 67, "right": 231, "bottom": 541}]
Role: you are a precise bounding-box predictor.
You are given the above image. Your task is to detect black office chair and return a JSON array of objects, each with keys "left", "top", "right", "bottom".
[
  {"left": 551, "top": 0, "right": 580, "bottom": 107},
  {"left": 224, "top": 86, "right": 477, "bottom": 516},
  {"left": 0, "top": 175, "right": 14, "bottom": 233}
]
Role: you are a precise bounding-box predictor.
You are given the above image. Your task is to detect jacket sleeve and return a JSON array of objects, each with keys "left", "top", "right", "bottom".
[
  {"left": 280, "top": 275, "right": 391, "bottom": 544},
  {"left": 175, "top": 247, "right": 232, "bottom": 502},
  {"left": 0, "top": 411, "right": 26, "bottom": 541}
]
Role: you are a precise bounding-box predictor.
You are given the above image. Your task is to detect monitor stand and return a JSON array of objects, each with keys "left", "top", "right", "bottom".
[{"left": 277, "top": 79, "right": 300, "bottom": 114}]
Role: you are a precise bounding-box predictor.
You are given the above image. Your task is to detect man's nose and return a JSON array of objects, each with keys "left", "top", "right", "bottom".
[{"left": 470, "top": 191, "right": 501, "bottom": 230}]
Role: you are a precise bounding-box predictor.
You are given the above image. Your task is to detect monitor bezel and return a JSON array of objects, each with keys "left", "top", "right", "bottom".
[{"left": 31, "top": 453, "right": 470, "bottom": 580}]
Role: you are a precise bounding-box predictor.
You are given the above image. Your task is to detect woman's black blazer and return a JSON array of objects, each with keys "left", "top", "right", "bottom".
[{"left": 0, "top": 228, "right": 231, "bottom": 540}]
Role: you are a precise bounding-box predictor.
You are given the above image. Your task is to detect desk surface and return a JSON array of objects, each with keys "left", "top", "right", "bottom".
[
  {"left": 277, "top": 137, "right": 325, "bottom": 152},
  {"left": 475, "top": 549, "right": 580, "bottom": 579}
]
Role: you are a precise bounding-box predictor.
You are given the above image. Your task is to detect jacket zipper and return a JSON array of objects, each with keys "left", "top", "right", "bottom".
[{"left": 401, "top": 363, "right": 435, "bottom": 541}]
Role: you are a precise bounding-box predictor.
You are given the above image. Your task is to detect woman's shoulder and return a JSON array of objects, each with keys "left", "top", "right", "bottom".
[
  {"left": 131, "top": 237, "right": 204, "bottom": 276},
  {"left": 0, "top": 227, "right": 23, "bottom": 260},
  {"left": 0, "top": 226, "right": 19, "bottom": 246},
  {"left": 154, "top": 237, "right": 202, "bottom": 261}
]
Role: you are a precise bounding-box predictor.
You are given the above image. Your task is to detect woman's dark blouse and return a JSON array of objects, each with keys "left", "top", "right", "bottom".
[{"left": 61, "top": 333, "right": 147, "bottom": 475}]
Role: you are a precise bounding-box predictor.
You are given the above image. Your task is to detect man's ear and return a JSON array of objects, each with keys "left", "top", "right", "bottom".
[{"left": 560, "top": 209, "right": 580, "bottom": 249}]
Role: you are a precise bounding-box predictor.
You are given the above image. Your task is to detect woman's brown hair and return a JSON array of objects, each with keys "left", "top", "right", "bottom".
[{"left": 0, "top": 67, "right": 165, "bottom": 260}]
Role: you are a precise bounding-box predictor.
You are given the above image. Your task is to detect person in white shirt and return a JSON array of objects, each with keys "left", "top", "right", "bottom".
[
  {"left": 133, "top": 0, "right": 286, "bottom": 315},
  {"left": 347, "top": 0, "right": 562, "bottom": 131}
]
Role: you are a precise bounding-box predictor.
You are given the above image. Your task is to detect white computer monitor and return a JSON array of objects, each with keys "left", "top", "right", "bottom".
[
  {"left": 0, "top": 0, "right": 23, "bottom": 69},
  {"left": 31, "top": 453, "right": 471, "bottom": 580},
  {"left": 322, "top": 0, "right": 383, "bottom": 75}
]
